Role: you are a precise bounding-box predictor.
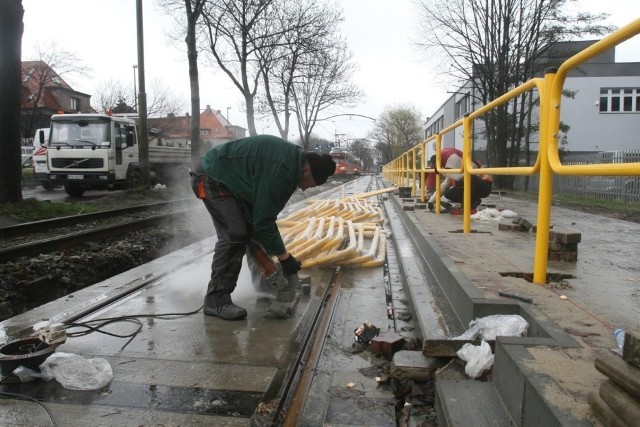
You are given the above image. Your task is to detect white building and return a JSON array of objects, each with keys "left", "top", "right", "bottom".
[{"left": 423, "top": 41, "right": 640, "bottom": 161}]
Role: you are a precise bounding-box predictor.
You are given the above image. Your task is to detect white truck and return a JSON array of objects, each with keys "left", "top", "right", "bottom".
[
  {"left": 32, "top": 128, "right": 59, "bottom": 190},
  {"left": 45, "top": 113, "right": 191, "bottom": 197}
]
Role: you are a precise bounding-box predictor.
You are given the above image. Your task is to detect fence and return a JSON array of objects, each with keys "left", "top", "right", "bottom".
[
  {"left": 382, "top": 18, "right": 640, "bottom": 284},
  {"left": 514, "top": 150, "right": 640, "bottom": 202}
]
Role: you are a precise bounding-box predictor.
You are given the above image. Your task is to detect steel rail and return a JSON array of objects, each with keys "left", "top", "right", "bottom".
[
  {"left": 280, "top": 268, "right": 344, "bottom": 426},
  {"left": 0, "top": 198, "right": 197, "bottom": 239},
  {"left": 0, "top": 209, "right": 192, "bottom": 263}
]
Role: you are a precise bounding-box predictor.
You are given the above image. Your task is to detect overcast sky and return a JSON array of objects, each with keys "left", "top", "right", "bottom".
[{"left": 21, "top": 0, "right": 640, "bottom": 143}]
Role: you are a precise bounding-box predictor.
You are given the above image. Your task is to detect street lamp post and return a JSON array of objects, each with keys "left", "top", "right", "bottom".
[{"left": 132, "top": 65, "right": 138, "bottom": 112}]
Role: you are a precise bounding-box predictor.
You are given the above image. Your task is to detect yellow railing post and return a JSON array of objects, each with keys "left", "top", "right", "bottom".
[
  {"left": 434, "top": 134, "right": 443, "bottom": 212},
  {"left": 411, "top": 147, "right": 417, "bottom": 197},
  {"left": 532, "top": 69, "right": 556, "bottom": 285},
  {"left": 420, "top": 141, "right": 426, "bottom": 202},
  {"left": 462, "top": 113, "right": 472, "bottom": 233}
]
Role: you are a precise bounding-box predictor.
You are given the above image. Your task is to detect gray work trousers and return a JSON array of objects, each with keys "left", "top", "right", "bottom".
[{"left": 191, "top": 171, "right": 250, "bottom": 307}]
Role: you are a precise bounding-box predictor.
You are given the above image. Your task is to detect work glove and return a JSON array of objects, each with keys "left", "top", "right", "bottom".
[
  {"left": 280, "top": 253, "right": 302, "bottom": 276},
  {"left": 427, "top": 202, "right": 434, "bottom": 212}
]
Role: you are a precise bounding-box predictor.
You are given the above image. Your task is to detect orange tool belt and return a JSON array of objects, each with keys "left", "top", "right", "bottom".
[{"left": 191, "top": 172, "right": 234, "bottom": 199}]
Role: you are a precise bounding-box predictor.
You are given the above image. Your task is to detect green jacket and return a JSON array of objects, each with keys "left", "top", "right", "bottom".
[{"left": 200, "top": 135, "right": 304, "bottom": 255}]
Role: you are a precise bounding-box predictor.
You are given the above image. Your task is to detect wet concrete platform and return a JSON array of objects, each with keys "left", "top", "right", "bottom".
[{"left": 0, "top": 234, "right": 340, "bottom": 425}]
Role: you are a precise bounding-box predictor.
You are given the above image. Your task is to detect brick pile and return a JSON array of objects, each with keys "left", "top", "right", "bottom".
[{"left": 547, "top": 229, "right": 581, "bottom": 262}]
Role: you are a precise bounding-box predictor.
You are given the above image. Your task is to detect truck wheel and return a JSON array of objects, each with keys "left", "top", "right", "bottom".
[
  {"left": 127, "top": 170, "right": 143, "bottom": 189},
  {"left": 64, "top": 184, "right": 85, "bottom": 197},
  {"left": 41, "top": 181, "right": 57, "bottom": 191}
]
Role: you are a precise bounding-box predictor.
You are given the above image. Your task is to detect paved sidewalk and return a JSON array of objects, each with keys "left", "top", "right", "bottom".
[{"left": 398, "top": 192, "right": 639, "bottom": 424}]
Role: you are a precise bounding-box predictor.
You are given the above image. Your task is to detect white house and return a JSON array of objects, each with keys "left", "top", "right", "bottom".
[{"left": 423, "top": 41, "right": 640, "bottom": 161}]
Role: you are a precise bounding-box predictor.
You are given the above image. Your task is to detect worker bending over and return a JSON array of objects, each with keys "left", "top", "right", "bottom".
[{"left": 191, "top": 135, "right": 336, "bottom": 320}]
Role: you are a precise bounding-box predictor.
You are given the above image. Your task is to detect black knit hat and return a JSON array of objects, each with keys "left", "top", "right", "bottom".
[{"left": 307, "top": 152, "right": 336, "bottom": 185}]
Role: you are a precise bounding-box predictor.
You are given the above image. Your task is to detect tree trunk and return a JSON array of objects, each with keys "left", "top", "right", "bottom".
[
  {"left": 0, "top": 0, "right": 24, "bottom": 203},
  {"left": 185, "top": 1, "right": 202, "bottom": 167}
]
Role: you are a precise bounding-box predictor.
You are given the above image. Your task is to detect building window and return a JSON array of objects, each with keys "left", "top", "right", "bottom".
[
  {"left": 200, "top": 130, "right": 208, "bottom": 135},
  {"left": 454, "top": 93, "right": 470, "bottom": 118},
  {"left": 23, "top": 68, "right": 35, "bottom": 82},
  {"left": 425, "top": 115, "right": 445, "bottom": 137},
  {"left": 70, "top": 97, "right": 79, "bottom": 111},
  {"left": 599, "top": 88, "right": 640, "bottom": 113}
]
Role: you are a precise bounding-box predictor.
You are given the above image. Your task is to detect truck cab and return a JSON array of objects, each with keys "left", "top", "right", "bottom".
[{"left": 46, "top": 114, "right": 139, "bottom": 196}]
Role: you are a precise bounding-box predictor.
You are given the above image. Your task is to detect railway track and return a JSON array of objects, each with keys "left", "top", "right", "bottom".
[{"left": 0, "top": 199, "right": 200, "bottom": 263}]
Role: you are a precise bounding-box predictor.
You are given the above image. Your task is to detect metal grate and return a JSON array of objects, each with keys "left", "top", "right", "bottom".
[{"left": 51, "top": 158, "right": 104, "bottom": 168}]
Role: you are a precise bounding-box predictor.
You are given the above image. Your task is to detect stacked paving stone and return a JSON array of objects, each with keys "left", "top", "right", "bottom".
[
  {"left": 547, "top": 229, "right": 581, "bottom": 262},
  {"left": 498, "top": 218, "right": 582, "bottom": 262},
  {"left": 589, "top": 330, "right": 640, "bottom": 426}
]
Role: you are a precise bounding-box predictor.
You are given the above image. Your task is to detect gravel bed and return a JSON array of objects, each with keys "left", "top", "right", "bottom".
[{"left": 0, "top": 219, "right": 212, "bottom": 321}]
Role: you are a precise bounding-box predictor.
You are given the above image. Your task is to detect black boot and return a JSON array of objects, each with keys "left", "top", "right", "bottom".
[{"left": 203, "top": 294, "right": 247, "bottom": 320}]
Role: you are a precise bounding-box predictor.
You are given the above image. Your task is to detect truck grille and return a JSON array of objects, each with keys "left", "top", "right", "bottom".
[{"left": 52, "top": 158, "right": 104, "bottom": 168}]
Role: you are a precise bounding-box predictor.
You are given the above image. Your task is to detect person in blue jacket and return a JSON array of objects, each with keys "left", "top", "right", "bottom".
[{"left": 191, "top": 135, "right": 336, "bottom": 320}]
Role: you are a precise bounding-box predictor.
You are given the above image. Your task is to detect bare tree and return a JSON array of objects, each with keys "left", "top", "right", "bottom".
[
  {"left": 258, "top": 0, "right": 344, "bottom": 142},
  {"left": 291, "top": 38, "right": 363, "bottom": 151},
  {"left": 92, "top": 79, "right": 133, "bottom": 114},
  {"left": 22, "top": 43, "right": 90, "bottom": 137},
  {"left": 368, "top": 105, "right": 424, "bottom": 164},
  {"left": 92, "top": 78, "right": 186, "bottom": 118},
  {"left": 414, "top": 0, "right": 611, "bottom": 187},
  {"left": 0, "top": 0, "right": 24, "bottom": 203},
  {"left": 200, "top": 0, "right": 278, "bottom": 136},
  {"left": 157, "top": 0, "right": 207, "bottom": 166}
]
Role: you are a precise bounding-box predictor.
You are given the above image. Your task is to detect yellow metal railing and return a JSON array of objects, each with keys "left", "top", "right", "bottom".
[{"left": 383, "top": 18, "right": 640, "bottom": 285}]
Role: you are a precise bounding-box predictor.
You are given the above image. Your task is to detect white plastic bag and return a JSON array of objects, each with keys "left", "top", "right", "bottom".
[
  {"left": 457, "top": 340, "right": 494, "bottom": 378},
  {"left": 12, "top": 366, "right": 43, "bottom": 383},
  {"left": 40, "top": 352, "right": 113, "bottom": 390},
  {"left": 453, "top": 314, "right": 528, "bottom": 341}
]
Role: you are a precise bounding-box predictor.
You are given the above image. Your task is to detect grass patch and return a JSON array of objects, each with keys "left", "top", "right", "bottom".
[
  {"left": 552, "top": 194, "right": 640, "bottom": 211},
  {"left": 0, "top": 198, "right": 98, "bottom": 222}
]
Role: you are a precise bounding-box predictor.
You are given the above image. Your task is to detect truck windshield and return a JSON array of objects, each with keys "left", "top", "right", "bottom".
[{"left": 50, "top": 119, "right": 110, "bottom": 148}]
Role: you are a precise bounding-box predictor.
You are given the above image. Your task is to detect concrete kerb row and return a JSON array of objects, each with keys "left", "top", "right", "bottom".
[{"left": 386, "top": 191, "right": 586, "bottom": 426}]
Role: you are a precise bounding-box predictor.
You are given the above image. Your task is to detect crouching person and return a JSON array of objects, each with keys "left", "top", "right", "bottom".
[{"left": 190, "top": 135, "right": 336, "bottom": 320}]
